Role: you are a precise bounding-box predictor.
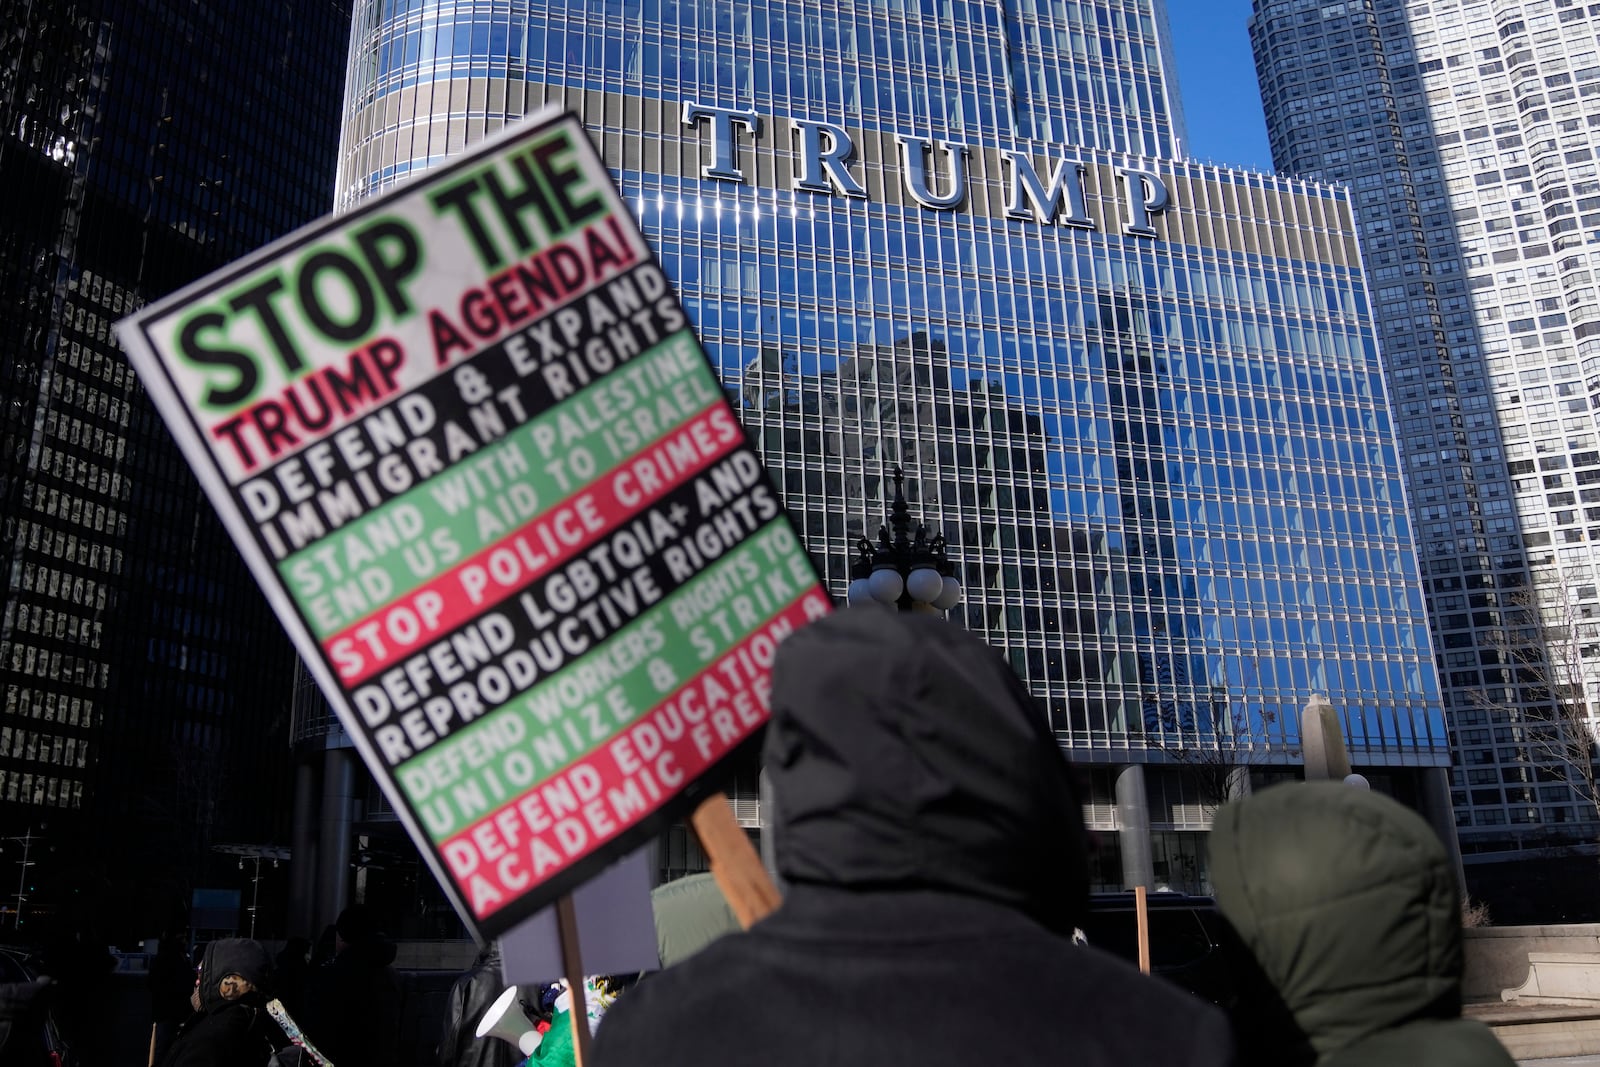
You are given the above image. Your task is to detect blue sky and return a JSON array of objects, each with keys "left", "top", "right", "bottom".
[{"left": 1165, "top": 0, "right": 1275, "bottom": 171}]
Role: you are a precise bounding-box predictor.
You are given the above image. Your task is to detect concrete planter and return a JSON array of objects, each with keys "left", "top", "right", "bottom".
[
  {"left": 1503, "top": 953, "right": 1600, "bottom": 1006},
  {"left": 1464, "top": 924, "right": 1600, "bottom": 1002}
]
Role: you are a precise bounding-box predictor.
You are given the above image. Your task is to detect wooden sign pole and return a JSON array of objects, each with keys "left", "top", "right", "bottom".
[
  {"left": 689, "top": 794, "right": 782, "bottom": 929},
  {"left": 556, "top": 894, "right": 593, "bottom": 1067},
  {"left": 1135, "top": 884, "right": 1151, "bottom": 975}
]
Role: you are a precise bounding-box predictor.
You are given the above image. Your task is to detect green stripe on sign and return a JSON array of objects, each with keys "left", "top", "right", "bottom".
[
  {"left": 279, "top": 332, "right": 720, "bottom": 638},
  {"left": 393, "top": 519, "right": 814, "bottom": 841}
]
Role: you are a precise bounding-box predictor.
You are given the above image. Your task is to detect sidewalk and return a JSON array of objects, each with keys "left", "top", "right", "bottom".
[
  {"left": 1522, "top": 1058, "right": 1600, "bottom": 1066},
  {"left": 1467, "top": 1000, "right": 1600, "bottom": 1062}
]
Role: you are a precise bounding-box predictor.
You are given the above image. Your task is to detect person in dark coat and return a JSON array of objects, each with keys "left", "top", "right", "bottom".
[
  {"left": 150, "top": 929, "right": 197, "bottom": 1064},
  {"left": 273, "top": 938, "right": 312, "bottom": 1020},
  {"left": 1209, "top": 783, "right": 1514, "bottom": 1067},
  {"left": 160, "top": 938, "right": 282, "bottom": 1067},
  {"left": 309, "top": 925, "right": 338, "bottom": 969},
  {"left": 300, "top": 905, "right": 401, "bottom": 1067},
  {"left": 0, "top": 976, "right": 53, "bottom": 1067},
  {"left": 650, "top": 873, "right": 739, "bottom": 967},
  {"left": 436, "top": 941, "right": 540, "bottom": 1067},
  {"left": 591, "top": 610, "right": 1235, "bottom": 1067},
  {"left": 33, "top": 922, "right": 114, "bottom": 1065}
]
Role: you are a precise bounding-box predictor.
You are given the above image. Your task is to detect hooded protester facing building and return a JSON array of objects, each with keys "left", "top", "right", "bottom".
[
  {"left": 591, "top": 610, "right": 1235, "bottom": 1067},
  {"left": 650, "top": 873, "right": 740, "bottom": 968},
  {"left": 1209, "top": 782, "right": 1514, "bottom": 1067},
  {"left": 160, "top": 938, "right": 283, "bottom": 1067},
  {"left": 301, "top": 905, "right": 401, "bottom": 1067}
]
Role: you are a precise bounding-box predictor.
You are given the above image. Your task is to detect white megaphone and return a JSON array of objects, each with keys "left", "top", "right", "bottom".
[{"left": 476, "top": 985, "right": 543, "bottom": 1056}]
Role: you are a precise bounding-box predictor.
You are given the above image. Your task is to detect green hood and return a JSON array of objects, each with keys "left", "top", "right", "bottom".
[
  {"left": 1209, "top": 783, "right": 1462, "bottom": 1061},
  {"left": 651, "top": 873, "right": 739, "bottom": 968}
]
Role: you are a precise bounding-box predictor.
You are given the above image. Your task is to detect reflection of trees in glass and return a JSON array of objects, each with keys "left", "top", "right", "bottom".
[
  {"left": 1471, "top": 571, "right": 1600, "bottom": 847},
  {"left": 732, "top": 310, "right": 1296, "bottom": 763},
  {"left": 1098, "top": 290, "right": 1208, "bottom": 741},
  {"left": 738, "top": 329, "right": 1177, "bottom": 744},
  {"left": 736, "top": 328, "right": 1048, "bottom": 611}
]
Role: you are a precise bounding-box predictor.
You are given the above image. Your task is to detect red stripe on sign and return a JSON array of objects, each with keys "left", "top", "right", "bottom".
[
  {"left": 322, "top": 402, "right": 743, "bottom": 685},
  {"left": 438, "top": 590, "right": 826, "bottom": 921}
]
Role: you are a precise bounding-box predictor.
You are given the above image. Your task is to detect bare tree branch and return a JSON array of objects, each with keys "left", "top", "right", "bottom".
[
  {"left": 1149, "top": 689, "right": 1297, "bottom": 817},
  {"left": 1469, "top": 571, "right": 1600, "bottom": 837}
]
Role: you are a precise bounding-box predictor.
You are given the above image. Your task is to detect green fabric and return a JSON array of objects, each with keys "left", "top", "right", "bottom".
[
  {"left": 1209, "top": 783, "right": 1513, "bottom": 1067},
  {"left": 527, "top": 1010, "right": 573, "bottom": 1067},
  {"left": 1321, "top": 1017, "right": 1514, "bottom": 1067},
  {"left": 651, "top": 872, "right": 741, "bottom": 968}
]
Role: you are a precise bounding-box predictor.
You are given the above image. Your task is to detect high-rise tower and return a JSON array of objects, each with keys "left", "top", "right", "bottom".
[
  {"left": 324, "top": 0, "right": 1457, "bottom": 900},
  {"left": 1252, "top": 0, "right": 1600, "bottom": 874},
  {"left": 0, "top": 0, "right": 350, "bottom": 934}
]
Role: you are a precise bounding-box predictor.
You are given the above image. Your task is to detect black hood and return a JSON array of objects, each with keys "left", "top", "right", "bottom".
[
  {"left": 764, "top": 610, "right": 1090, "bottom": 935},
  {"left": 197, "top": 938, "right": 273, "bottom": 1013},
  {"left": 341, "top": 936, "right": 399, "bottom": 969}
]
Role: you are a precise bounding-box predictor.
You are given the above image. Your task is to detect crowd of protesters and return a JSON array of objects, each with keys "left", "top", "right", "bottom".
[
  {"left": 591, "top": 612, "right": 1511, "bottom": 1067},
  {"left": 147, "top": 905, "right": 398, "bottom": 1066},
  {"left": 0, "top": 611, "right": 1515, "bottom": 1066}
]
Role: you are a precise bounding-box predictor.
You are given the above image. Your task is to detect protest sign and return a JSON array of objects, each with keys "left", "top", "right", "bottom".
[
  {"left": 499, "top": 847, "right": 659, "bottom": 985},
  {"left": 116, "top": 107, "right": 830, "bottom": 938}
]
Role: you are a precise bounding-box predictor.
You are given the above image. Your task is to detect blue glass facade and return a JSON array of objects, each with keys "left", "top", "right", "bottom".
[{"left": 337, "top": 0, "right": 1453, "bottom": 889}]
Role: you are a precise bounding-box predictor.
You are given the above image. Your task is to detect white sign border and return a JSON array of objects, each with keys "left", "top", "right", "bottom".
[{"left": 111, "top": 105, "right": 645, "bottom": 938}]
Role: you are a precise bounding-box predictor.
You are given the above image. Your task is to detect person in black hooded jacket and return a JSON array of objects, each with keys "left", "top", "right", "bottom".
[
  {"left": 161, "top": 938, "right": 281, "bottom": 1067},
  {"left": 301, "top": 905, "right": 401, "bottom": 1067},
  {"left": 591, "top": 610, "right": 1235, "bottom": 1067},
  {"left": 436, "top": 940, "right": 542, "bottom": 1067}
]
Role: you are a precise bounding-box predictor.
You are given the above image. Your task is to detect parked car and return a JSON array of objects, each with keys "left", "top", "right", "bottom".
[
  {"left": 0, "top": 947, "right": 74, "bottom": 1066},
  {"left": 1078, "top": 893, "right": 1238, "bottom": 1006}
]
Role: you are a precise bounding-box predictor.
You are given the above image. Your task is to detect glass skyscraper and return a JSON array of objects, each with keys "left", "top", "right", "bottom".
[
  {"left": 332, "top": 0, "right": 1455, "bottom": 892},
  {"left": 0, "top": 0, "right": 350, "bottom": 934},
  {"left": 1251, "top": 0, "right": 1600, "bottom": 865}
]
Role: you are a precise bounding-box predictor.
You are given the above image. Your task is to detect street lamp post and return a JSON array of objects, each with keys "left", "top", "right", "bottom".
[
  {"left": 846, "top": 466, "right": 963, "bottom": 614},
  {"left": 238, "top": 855, "right": 267, "bottom": 939},
  {"left": 10, "top": 830, "right": 34, "bottom": 930},
  {"left": 213, "top": 844, "right": 289, "bottom": 938}
]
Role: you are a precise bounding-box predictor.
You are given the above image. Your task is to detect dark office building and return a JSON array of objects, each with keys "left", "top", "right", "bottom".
[{"left": 0, "top": 0, "right": 350, "bottom": 936}]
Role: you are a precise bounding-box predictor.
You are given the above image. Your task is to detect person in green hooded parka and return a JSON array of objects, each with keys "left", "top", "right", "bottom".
[{"left": 1209, "top": 782, "right": 1513, "bottom": 1067}]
